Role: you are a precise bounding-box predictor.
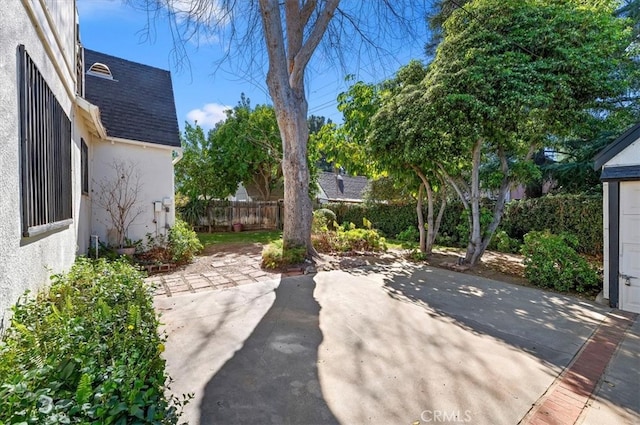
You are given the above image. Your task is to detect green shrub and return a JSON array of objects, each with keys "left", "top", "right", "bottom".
[
  {"left": 312, "top": 218, "right": 386, "bottom": 254},
  {"left": 336, "top": 227, "right": 387, "bottom": 252},
  {"left": 327, "top": 194, "right": 603, "bottom": 256},
  {"left": 489, "top": 230, "right": 522, "bottom": 254},
  {"left": 396, "top": 226, "right": 420, "bottom": 242},
  {"left": 314, "top": 208, "right": 337, "bottom": 229},
  {"left": 0, "top": 258, "right": 189, "bottom": 423},
  {"left": 521, "top": 230, "right": 601, "bottom": 293},
  {"left": 168, "top": 218, "right": 203, "bottom": 265},
  {"left": 261, "top": 240, "right": 306, "bottom": 269}
]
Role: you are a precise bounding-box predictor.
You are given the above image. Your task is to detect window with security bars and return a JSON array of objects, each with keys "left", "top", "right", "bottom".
[
  {"left": 18, "top": 45, "right": 73, "bottom": 237},
  {"left": 81, "top": 138, "right": 89, "bottom": 195}
]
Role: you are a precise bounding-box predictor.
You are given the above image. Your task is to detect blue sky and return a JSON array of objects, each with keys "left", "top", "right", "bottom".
[{"left": 77, "top": 0, "right": 430, "bottom": 131}]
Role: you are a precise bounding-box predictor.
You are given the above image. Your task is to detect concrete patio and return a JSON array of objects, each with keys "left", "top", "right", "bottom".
[{"left": 155, "top": 261, "right": 638, "bottom": 425}]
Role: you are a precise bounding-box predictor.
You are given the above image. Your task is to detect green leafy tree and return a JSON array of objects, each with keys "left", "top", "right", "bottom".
[
  {"left": 176, "top": 95, "right": 283, "bottom": 202},
  {"left": 136, "top": 0, "right": 430, "bottom": 257},
  {"left": 420, "top": 0, "right": 633, "bottom": 265},
  {"left": 175, "top": 121, "right": 239, "bottom": 201},
  {"left": 215, "top": 95, "right": 283, "bottom": 201},
  {"left": 368, "top": 60, "right": 453, "bottom": 254},
  {"left": 322, "top": 61, "right": 450, "bottom": 254}
]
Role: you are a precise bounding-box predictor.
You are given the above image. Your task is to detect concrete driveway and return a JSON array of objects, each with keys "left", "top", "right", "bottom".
[{"left": 155, "top": 261, "right": 638, "bottom": 425}]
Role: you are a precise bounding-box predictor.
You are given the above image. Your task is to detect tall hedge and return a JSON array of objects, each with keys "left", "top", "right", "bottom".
[
  {"left": 325, "top": 202, "right": 417, "bottom": 238},
  {"left": 500, "top": 195, "right": 602, "bottom": 255},
  {"left": 324, "top": 194, "right": 603, "bottom": 255}
]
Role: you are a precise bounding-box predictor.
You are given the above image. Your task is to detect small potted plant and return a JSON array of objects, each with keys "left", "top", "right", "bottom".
[
  {"left": 116, "top": 237, "right": 140, "bottom": 257},
  {"left": 232, "top": 222, "right": 243, "bottom": 232}
]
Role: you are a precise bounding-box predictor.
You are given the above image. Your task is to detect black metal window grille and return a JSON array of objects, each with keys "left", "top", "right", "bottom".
[
  {"left": 18, "top": 45, "right": 73, "bottom": 237},
  {"left": 81, "top": 138, "right": 89, "bottom": 195}
]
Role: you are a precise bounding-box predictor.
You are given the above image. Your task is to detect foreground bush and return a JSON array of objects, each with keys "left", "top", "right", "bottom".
[
  {"left": 261, "top": 240, "right": 307, "bottom": 269},
  {"left": 168, "top": 218, "right": 203, "bottom": 264},
  {"left": 136, "top": 218, "right": 203, "bottom": 267},
  {"left": 0, "top": 258, "right": 188, "bottom": 423},
  {"left": 521, "top": 231, "right": 600, "bottom": 293},
  {"left": 312, "top": 212, "right": 387, "bottom": 254}
]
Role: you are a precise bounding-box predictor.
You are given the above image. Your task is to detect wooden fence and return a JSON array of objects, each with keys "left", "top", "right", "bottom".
[{"left": 191, "top": 200, "right": 283, "bottom": 232}]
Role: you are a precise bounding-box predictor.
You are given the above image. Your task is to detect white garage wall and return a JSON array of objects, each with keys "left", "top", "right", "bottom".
[
  {"left": 601, "top": 133, "right": 640, "bottom": 305},
  {"left": 604, "top": 139, "right": 640, "bottom": 167}
]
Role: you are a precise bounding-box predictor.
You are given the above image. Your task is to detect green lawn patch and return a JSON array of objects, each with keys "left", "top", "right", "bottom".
[{"left": 198, "top": 230, "right": 282, "bottom": 247}]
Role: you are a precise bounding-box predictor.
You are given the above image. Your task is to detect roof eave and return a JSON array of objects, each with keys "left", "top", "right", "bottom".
[
  {"left": 75, "top": 96, "right": 107, "bottom": 139},
  {"left": 103, "top": 135, "right": 182, "bottom": 152},
  {"left": 593, "top": 122, "right": 640, "bottom": 170}
]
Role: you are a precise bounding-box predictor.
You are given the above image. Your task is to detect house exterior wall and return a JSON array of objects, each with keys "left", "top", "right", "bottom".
[
  {"left": 75, "top": 124, "right": 94, "bottom": 255},
  {"left": 0, "top": 0, "right": 80, "bottom": 323},
  {"left": 91, "top": 140, "right": 176, "bottom": 247}
]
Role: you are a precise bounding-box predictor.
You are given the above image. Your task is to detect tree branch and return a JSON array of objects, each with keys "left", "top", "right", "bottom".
[{"left": 291, "top": 0, "right": 339, "bottom": 86}]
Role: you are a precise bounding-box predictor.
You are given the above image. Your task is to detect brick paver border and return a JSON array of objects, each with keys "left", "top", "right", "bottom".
[{"left": 521, "top": 310, "right": 637, "bottom": 425}]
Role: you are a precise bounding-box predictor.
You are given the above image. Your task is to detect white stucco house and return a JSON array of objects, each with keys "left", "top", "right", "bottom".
[
  {"left": 0, "top": 0, "right": 181, "bottom": 324},
  {"left": 594, "top": 122, "right": 640, "bottom": 314}
]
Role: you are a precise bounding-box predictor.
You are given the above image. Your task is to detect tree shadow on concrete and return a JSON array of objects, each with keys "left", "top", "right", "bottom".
[
  {"left": 376, "top": 262, "right": 611, "bottom": 366},
  {"left": 354, "top": 261, "right": 639, "bottom": 419},
  {"left": 198, "top": 276, "right": 338, "bottom": 425}
]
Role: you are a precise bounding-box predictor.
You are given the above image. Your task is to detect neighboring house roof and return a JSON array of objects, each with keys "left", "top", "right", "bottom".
[
  {"left": 83, "top": 49, "right": 181, "bottom": 148},
  {"left": 593, "top": 122, "right": 640, "bottom": 170},
  {"left": 317, "top": 172, "right": 369, "bottom": 203}
]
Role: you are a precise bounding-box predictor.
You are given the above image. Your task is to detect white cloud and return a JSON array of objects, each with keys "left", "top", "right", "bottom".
[{"left": 186, "top": 103, "right": 231, "bottom": 128}]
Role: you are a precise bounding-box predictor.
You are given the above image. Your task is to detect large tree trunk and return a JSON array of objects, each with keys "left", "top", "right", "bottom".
[
  {"left": 258, "top": 0, "right": 338, "bottom": 255},
  {"left": 424, "top": 181, "right": 435, "bottom": 254},
  {"left": 431, "top": 192, "right": 447, "bottom": 248},
  {"left": 465, "top": 139, "right": 483, "bottom": 265},
  {"left": 414, "top": 167, "right": 442, "bottom": 255},
  {"left": 470, "top": 149, "right": 511, "bottom": 264},
  {"left": 273, "top": 99, "right": 314, "bottom": 251}
]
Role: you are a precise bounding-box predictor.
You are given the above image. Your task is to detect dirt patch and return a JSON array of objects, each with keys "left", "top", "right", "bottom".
[
  {"left": 420, "top": 247, "right": 529, "bottom": 287},
  {"left": 169, "top": 240, "right": 529, "bottom": 289}
]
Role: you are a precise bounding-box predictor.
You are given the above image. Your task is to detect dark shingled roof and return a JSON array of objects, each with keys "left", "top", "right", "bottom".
[
  {"left": 317, "top": 172, "right": 369, "bottom": 202},
  {"left": 83, "top": 49, "right": 180, "bottom": 148}
]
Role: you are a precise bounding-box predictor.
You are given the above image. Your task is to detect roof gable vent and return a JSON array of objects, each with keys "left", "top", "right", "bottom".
[{"left": 87, "top": 62, "right": 113, "bottom": 79}]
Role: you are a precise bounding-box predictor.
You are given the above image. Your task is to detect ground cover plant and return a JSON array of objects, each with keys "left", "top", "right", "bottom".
[{"left": 0, "top": 258, "right": 189, "bottom": 424}]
